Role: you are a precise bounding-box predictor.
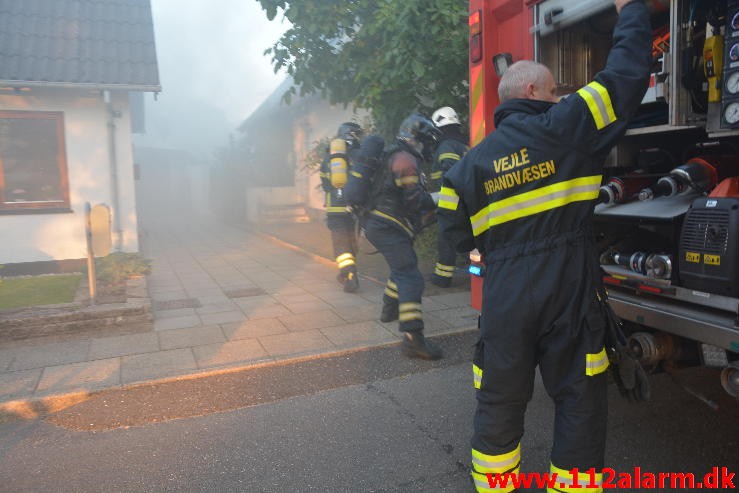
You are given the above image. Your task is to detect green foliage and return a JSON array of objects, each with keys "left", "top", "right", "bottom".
[
  {"left": 257, "top": 0, "right": 469, "bottom": 137},
  {"left": 304, "top": 136, "right": 330, "bottom": 173},
  {"left": 414, "top": 222, "right": 440, "bottom": 263},
  {"left": 95, "top": 252, "right": 152, "bottom": 285},
  {"left": 0, "top": 274, "right": 81, "bottom": 310}
]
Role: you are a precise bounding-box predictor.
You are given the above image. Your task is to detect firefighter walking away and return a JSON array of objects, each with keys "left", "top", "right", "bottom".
[
  {"left": 437, "top": 0, "right": 652, "bottom": 490},
  {"left": 321, "top": 122, "right": 363, "bottom": 293},
  {"left": 362, "top": 113, "right": 443, "bottom": 360}
]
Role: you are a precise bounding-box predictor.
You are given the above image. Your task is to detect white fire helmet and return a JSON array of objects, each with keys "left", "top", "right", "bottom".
[{"left": 431, "top": 106, "right": 460, "bottom": 128}]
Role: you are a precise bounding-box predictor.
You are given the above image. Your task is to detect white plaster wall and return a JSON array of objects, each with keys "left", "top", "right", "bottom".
[{"left": 0, "top": 87, "right": 140, "bottom": 264}]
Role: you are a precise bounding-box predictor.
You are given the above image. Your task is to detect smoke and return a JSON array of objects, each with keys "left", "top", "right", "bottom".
[{"left": 134, "top": 0, "right": 288, "bottom": 159}]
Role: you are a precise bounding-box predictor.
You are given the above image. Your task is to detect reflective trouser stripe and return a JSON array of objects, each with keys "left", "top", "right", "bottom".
[
  {"left": 336, "top": 253, "right": 355, "bottom": 269},
  {"left": 434, "top": 262, "right": 455, "bottom": 278},
  {"left": 585, "top": 347, "right": 609, "bottom": 376},
  {"left": 470, "top": 175, "right": 601, "bottom": 236},
  {"left": 431, "top": 171, "right": 443, "bottom": 180},
  {"left": 326, "top": 206, "right": 347, "bottom": 213},
  {"left": 471, "top": 470, "right": 517, "bottom": 492},
  {"left": 438, "top": 186, "right": 459, "bottom": 211},
  {"left": 471, "top": 445, "right": 521, "bottom": 492},
  {"left": 384, "top": 280, "right": 399, "bottom": 299},
  {"left": 399, "top": 302, "right": 422, "bottom": 322},
  {"left": 576, "top": 81, "right": 617, "bottom": 130},
  {"left": 472, "top": 444, "right": 521, "bottom": 474},
  {"left": 473, "top": 363, "right": 483, "bottom": 389},
  {"left": 548, "top": 463, "right": 603, "bottom": 492}
]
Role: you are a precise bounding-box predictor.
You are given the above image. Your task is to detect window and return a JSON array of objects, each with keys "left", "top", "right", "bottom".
[{"left": 0, "top": 111, "right": 70, "bottom": 212}]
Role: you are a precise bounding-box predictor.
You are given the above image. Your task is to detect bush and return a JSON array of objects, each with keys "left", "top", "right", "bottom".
[
  {"left": 94, "top": 252, "right": 151, "bottom": 285},
  {"left": 414, "top": 223, "right": 439, "bottom": 263}
]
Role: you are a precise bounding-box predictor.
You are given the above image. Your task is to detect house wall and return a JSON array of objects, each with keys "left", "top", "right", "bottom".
[
  {"left": 0, "top": 87, "right": 139, "bottom": 266},
  {"left": 242, "top": 104, "right": 368, "bottom": 224}
]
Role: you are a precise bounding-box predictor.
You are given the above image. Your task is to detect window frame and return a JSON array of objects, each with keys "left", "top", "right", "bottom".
[{"left": 0, "top": 110, "right": 71, "bottom": 213}]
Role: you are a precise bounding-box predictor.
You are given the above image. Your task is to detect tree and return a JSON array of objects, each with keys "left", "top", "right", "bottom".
[{"left": 256, "top": 0, "right": 469, "bottom": 137}]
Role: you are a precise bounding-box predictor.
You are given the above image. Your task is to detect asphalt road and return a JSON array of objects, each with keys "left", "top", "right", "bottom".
[{"left": 0, "top": 331, "right": 737, "bottom": 492}]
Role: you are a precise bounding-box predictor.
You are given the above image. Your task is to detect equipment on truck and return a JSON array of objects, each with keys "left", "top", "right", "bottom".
[{"left": 599, "top": 173, "right": 659, "bottom": 204}]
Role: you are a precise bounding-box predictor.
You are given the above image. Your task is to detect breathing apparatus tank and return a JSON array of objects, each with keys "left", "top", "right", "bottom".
[{"left": 329, "top": 138, "right": 349, "bottom": 189}]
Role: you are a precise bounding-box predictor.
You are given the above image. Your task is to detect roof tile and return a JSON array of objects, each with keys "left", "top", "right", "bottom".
[{"left": 0, "top": 0, "right": 159, "bottom": 89}]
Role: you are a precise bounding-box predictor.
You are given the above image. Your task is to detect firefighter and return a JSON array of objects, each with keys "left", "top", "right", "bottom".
[
  {"left": 429, "top": 106, "right": 469, "bottom": 288},
  {"left": 363, "top": 113, "right": 442, "bottom": 360},
  {"left": 437, "top": 0, "right": 651, "bottom": 490},
  {"left": 320, "top": 122, "right": 363, "bottom": 292}
]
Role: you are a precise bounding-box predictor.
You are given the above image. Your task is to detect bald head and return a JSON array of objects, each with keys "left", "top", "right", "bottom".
[{"left": 498, "top": 60, "right": 557, "bottom": 103}]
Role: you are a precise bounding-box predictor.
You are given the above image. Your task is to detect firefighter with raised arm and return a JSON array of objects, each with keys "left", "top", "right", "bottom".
[
  {"left": 436, "top": 0, "right": 652, "bottom": 490},
  {"left": 429, "top": 106, "right": 469, "bottom": 288},
  {"left": 363, "top": 113, "right": 442, "bottom": 360},
  {"left": 320, "top": 122, "right": 363, "bottom": 293}
]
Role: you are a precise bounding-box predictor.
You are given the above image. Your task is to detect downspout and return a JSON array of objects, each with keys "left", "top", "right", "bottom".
[{"left": 103, "top": 89, "right": 123, "bottom": 251}]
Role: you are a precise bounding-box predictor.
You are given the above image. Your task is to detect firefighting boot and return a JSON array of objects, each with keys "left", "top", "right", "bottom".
[
  {"left": 380, "top": 302, "right": 399, "bottom": 323},
  {"left": 401, "top": 332, "right": 442, "bottom": 360},
  {"left": 430, "top": 273, "right": 452, "bottom": 288},
  {"left": 343, "top": 271, "right": 359, "bottom": 293},
  {"left": 431, "top": 262, "right": 454, "bottom": 288}
]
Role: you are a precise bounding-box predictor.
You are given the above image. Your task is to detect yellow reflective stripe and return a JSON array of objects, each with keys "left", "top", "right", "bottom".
[
  {"left": 326, "top": 206, "right": 347, "bottom": 213},
  {"left": 399, "top": 302, "right": 422, "bottom": 322},
  {"left": 470, "top": 64, "right": 485, "bottom": 146},
  {"left": 438, "top": 186, "right": 460, "bottom": 211},
  {"left": 384, "top": 280, "right": 398, "bottom": 299},
  {"left": 585, "top": 347, "right": 609, "bottom": 376},
  {"left": 350, "top": 170, "right": 363, "bottom": 178},
  {"left": 434, "top": 263, "right": 455, "bottom": 277},
  {"left": 336, "top": 253, "right": 355, "bottom": 269},
  {"left": 320, "top": 171, "right": 330, "bottom": 178},
  {"left": 439, "top": 152, "right": 461, "bottom": 162},
  {"left": 549, "top": 463, "right": 603, "bottom": 493},
  {"left": 395, "top": 176, "right": 419, "bottom": 186},
  {"left": 470, "top": 175, "right": 601, "bottom": 236},
  {"left": 369, "top": 210, "right": 414, "bottom": 236},
  {"left": 472, "top": 444, "right": 521, "bottom": 474},
  {"left": 576, "top": 81, "right": 617, "bottom": 130},
  {"left": 431, "top": 171, "right": 443, "bottom": 180},
  {"left": 471, "top": 469, "right": 518, "bottom": 493},
  {"left": 473, "top": 363, "right": 483, "bottom": 389}
]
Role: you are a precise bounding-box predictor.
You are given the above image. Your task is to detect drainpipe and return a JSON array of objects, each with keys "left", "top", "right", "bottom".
[{"left": 103, "top": 90, "right": 123, "bottom": 251}]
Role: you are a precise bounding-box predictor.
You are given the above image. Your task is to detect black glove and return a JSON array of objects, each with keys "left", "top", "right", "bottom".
[{"left": 600, "top": 293, "right": 651, "bottom": 402}]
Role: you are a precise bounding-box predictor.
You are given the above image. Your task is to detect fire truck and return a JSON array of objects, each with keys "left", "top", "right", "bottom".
[{"left": 467, "top": 0, "right": 739, "bottom": 400}]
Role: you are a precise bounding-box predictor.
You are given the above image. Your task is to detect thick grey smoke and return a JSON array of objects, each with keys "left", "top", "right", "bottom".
[{"left": 134, "top": 0, "right": 287, "bottom": 158}]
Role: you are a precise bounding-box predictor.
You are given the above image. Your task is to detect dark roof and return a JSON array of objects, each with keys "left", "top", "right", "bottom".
[{"left": 0, "top": 0, "right": 160, "bottom": 91}]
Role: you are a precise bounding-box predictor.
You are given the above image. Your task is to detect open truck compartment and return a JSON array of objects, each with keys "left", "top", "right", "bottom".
[{"left": 538, "top": 0, "right": 739, "bottom": 377}]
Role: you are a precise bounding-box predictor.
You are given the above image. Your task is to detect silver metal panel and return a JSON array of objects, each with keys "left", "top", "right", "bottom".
[
  {"left": 532, "top": 0, "right": 613, "bottom": 36},
  {"left": 604, "top": 266, "right": 739, "bottom": 312},
  {"left": 609, "top": 292, "right": 739, "bottom": 352},
  {"left": 594, "top": 191, "right": 698, "bottom": 219}
]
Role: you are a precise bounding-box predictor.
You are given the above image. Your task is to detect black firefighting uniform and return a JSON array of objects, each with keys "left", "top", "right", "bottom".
[
  {"left": 430, "top": 127, "right": 469, "bottom": 286},
  {"left": 437, "top": 3, "right": 651, "bottom": 491},
  {"left": 320, "top": 152, "right": 358, "bottom": 283},
  {"left": 364, "top": 143, "right": 436, "bottom": 332}
]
